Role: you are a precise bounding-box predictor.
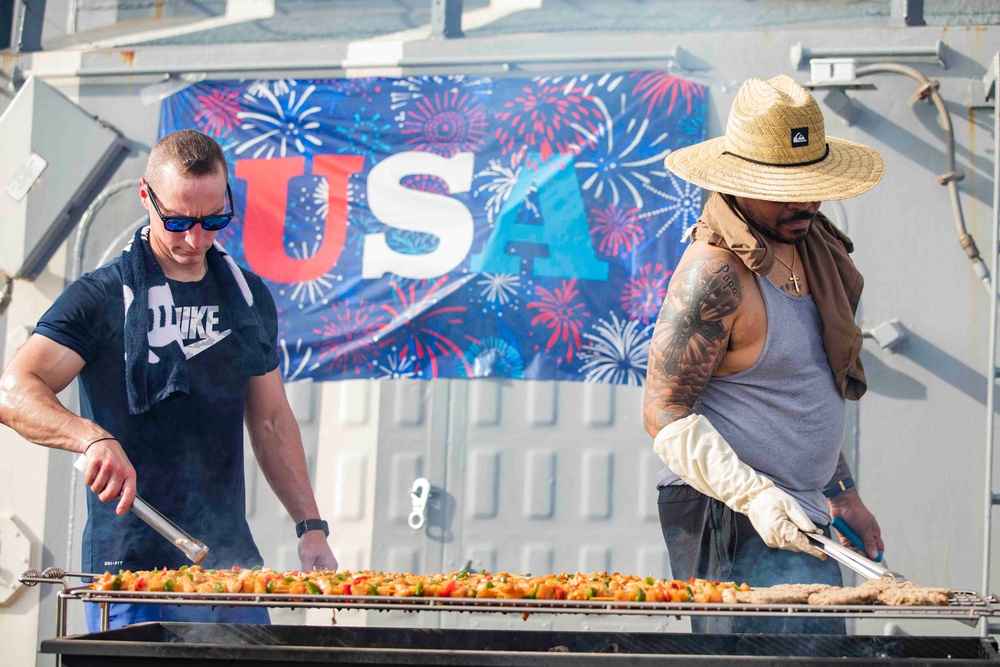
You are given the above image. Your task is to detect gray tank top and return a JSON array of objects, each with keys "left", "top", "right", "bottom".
[{"left": 657, "top": 275, "right": 845, "bottom": 525}]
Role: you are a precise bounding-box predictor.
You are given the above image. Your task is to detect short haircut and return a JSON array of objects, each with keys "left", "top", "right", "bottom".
[{"left": 145, "top": 129, "right": 227, "bottom": 186}]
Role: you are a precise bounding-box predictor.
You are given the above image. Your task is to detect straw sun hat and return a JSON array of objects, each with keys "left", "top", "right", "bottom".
[{"left": 664, "top": 75, "right": 884, "bottom": 202}]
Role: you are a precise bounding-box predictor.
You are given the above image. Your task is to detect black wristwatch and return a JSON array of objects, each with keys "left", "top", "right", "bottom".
[
  {"left": 295, "top": 518, "right": 329, "bottom": 538},
  {"left": 822, "top": 477, "right": 856, "bottom": 498}
]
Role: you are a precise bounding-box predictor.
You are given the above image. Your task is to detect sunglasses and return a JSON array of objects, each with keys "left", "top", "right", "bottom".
[{"left": 146, "top": 182, "right": 235, "bottom": 232}]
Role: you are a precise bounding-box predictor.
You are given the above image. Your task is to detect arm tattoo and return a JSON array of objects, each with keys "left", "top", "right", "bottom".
[
  {"left": 643, "top": 257, "right": 741, "bottom": 433},
  {"left": 827, "top": 453, "right": 853, "bottom": 486}
]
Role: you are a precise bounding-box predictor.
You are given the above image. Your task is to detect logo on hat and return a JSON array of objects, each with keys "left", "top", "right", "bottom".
[{"left": 791, "top": 127, "right": 809, "bottom": 147}]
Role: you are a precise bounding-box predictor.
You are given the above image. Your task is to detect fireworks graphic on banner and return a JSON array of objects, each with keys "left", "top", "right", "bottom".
[
  {"left": 473, "top": 157, "right": 539, "bottom": 227},
  {"left": 247, "top": 79, "right": 297, "bottom": 99},
  {"left": 466, "top": 336, "right": 526, "bottom": 378},
  {"left": 476, "top": 273, "right": 521, "bottom": 307},
  {"left": 589, "top": 203, "right": 645, "bottom": 258},
  {"left": 310, "top": 299, "right": 387, "bottom": 376},
  {"left": 390, "top": 75, "right": 491, "bottom": 110},
  {"left": 279, "top": 337, "right": 313, "bottom": 382},
  {"left": 631, "top": 71, "right": 707, "bottom": 116},
  {"left": 639, "top": 170, "right": 703, "bottom": 238},
  {"left": 578, "top": 312, "right": 653, "bottom": 386},
  {"left": 380, "top": 278, "right": 470, "bottom": 377},
  {"left": 494, "top": 80, "right": 602, "bottom": 168},
  {"left": 312, "top": 178, "right": 329, "bottom": 221},
  {"left": 527, "top": 279, "right": 590, "bottom": 363},
  {"left": 160, "top": 70, "right": 708, "bottom": 386},
  {"left": 621, "top": 263, "right": 671, "bottom": 324},
  {"left": 537, "top": 72, "right": 629, "bottom": 98},
  {"left": 575, "top": 94, "right": 672, "bottom": 209},
  {"left": 236, "top": 85, "right": 323, "bottom": 158},
  {"left": 401, "top": 88, "right": 489, "bottom": 157},
  {"left": 377, "top": 351, "right": 419, "bottom": 379},
  {"left": 335, "top": 107, "right": 393, "bottom": 164},
  {"left": 194, "top": 89, "right": 240, "bottom": 137},
  {"left": 347, "top": 205, "right": 384, "bottom": 250}
]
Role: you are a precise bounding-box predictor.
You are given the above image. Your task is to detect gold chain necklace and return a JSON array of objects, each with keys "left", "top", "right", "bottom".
[{"left": 773, "top": 246, "right": 801, "bottom": 294}]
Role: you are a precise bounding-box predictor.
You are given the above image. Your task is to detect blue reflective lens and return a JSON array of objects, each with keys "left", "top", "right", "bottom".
[{"left": 148, "top": 183, "right": 234, "bottom": 233}]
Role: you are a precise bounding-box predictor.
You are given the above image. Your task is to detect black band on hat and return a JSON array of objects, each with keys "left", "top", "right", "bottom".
[{"left": 721, "top": 143, "right": 830, "bottom": 168}]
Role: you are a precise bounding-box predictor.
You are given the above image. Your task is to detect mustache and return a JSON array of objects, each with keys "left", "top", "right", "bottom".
[{"left": 779, "top": 211, "right": 817, "bottom": 224}]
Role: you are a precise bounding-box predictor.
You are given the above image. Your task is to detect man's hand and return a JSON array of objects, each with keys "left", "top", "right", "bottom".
[
  {"left": 829, "top": 490, "right": 883, "bottom": 560},
  {"left": 81, "top": 438, "right": 136, "bottom": 515},
  {"left": 298, "top": 531, "right": 338, "bottom": 571},
  {"left": 748, "top": 487, "right": 826, "bottom": 559}
]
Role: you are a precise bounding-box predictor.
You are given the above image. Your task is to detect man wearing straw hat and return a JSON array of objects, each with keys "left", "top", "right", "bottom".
[{"left": 644, "top": 75, "right": 885, "bottom": 633}]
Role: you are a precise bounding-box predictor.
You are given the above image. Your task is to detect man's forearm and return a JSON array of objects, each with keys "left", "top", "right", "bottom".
[
  {"left": 249, "top": 415, "right": 322, "bottom": 522},
  {"left": 0, "top": 373, "right": 107, "bottom": 453}
]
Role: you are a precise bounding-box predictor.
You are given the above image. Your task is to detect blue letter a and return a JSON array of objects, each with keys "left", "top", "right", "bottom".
[{"left": 470, "top": 153, "right": 609, "bottom": 281}]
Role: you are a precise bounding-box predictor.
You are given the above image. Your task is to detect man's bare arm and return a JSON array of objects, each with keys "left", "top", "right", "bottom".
[
  {"left": 0, "top": 334, "right": 94, "bottom": 451},
  {"left": 0, "top": 334, "right": 136, "bottom": 512},
  {"left": 643, "top": 253, "right": 742, "bottom": 436},
  {"left": 245, "top": 369, "right": 338, "bottom": 570}
]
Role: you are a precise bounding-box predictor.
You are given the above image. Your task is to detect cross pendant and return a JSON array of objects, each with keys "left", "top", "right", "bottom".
[{"left": 789, "top": 272, "right": 801, "bottom": 294}]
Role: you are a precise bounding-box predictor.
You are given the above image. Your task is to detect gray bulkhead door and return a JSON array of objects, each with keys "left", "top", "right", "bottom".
[{"left": 371, "top": 377, "right": 676, "bottom": 632}]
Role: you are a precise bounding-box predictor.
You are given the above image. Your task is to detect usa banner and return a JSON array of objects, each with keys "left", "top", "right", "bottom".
[{"left": 160, "top": 72, "right": 707, "bottom": 385}]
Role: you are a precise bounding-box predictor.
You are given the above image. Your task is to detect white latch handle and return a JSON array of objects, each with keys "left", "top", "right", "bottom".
[{"left": 408, "top": 478, "right": 432, "bottom": 530}]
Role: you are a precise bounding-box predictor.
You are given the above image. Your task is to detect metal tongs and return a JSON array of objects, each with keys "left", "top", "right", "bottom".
[
  {"left": 74, "top": 455, "right": 209, "bottom": 564},
  {"left": 807, "top": 531, "right": 907, "bottom": 582}
]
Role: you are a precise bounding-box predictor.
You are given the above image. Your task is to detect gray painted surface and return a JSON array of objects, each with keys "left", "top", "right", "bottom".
[
  {"left": 370, "top": 378, "right": 676, "bottom": 632},
  {"left": 30, "top": 1, "right": 1000, "bottom": 48},
  {"left": 1, "top": 3, "right": 999, "bottom": 659}
]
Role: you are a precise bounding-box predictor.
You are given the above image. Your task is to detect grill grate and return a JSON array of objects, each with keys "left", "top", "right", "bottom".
[{"left": 59, "top": 587, "right": 998, "bottom": 622}]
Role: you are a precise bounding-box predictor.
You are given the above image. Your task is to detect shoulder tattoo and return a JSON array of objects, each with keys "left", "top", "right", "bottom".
[{"left": 651, "top": 257, "right": 742, "bottom": 382}]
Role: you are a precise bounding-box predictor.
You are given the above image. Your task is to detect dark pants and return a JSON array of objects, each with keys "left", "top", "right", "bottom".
[
  {"left": 658, "top": 484, "right": 845, "bottom": 635},
  {"left": 85, "top": 601, "right": 270, "bottom": 633}
]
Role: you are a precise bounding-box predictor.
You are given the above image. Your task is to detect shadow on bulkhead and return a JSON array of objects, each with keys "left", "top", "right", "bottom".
[{"left": 861, "top": 330, "right": 1000, "bottom": 411}]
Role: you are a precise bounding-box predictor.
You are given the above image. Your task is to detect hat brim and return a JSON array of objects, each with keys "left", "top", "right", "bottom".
[{"left": 664, "top": 136, "right": 885, "bottom": 202}]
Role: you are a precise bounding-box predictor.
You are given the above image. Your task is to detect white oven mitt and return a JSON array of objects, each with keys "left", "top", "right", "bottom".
[{"left": 654, "top": 413, "right": 824, "bottom": 559}]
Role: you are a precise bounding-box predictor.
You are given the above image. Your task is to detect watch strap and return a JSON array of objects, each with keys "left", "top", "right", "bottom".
[
  {"left": 822, "top": 477, "right": 855, "bottom": 498},
  {"left": 295, "top": 518, "right": 329, "bottom": 538}
]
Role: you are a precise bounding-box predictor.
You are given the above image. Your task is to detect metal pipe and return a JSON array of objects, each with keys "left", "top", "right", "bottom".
[
  {"left": 22, "top": 47, "right": 693, "bottom": 80},
  {"left": 986, "top": 51, "right": 1000, "bottom": 616},
  {"left": 791, "top": 41, "right": 945, "bottom": 70},
  {"left": 855, "top": 63, "right": 991, "bottom": 296}
]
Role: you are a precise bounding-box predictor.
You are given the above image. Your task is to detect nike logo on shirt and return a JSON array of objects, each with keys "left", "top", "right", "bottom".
[{"left": 174, "top": 305, "right": 231, "bottom": 359}]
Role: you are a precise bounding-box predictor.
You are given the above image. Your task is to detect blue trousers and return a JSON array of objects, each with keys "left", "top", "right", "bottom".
[
  {"left": 658, "top": 484, "right": 845, "bottom": 635},
  {"left": 85, "top": 601, "right": 270, "bottom": 633}
]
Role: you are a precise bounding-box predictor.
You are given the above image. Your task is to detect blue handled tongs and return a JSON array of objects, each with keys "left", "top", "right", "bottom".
[{"left": 806, "top": 523, "right": 907, "bottom": 583}]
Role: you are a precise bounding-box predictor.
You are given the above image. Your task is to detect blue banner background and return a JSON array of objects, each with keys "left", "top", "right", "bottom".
[{"left": 160, "top": 72, "right": 706, "bottom": 384}]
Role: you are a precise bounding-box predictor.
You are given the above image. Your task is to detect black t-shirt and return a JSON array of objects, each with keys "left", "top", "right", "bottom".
[{"left": 34, "top": 256, "right": 279, "bottom": 573}]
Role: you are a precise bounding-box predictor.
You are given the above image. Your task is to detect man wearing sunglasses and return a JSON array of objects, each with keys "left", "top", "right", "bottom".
[{"left": 0, "top": 129, "right": 337, "bottom": 631}]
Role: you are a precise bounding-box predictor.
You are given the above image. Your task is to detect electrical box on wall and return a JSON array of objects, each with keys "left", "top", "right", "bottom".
[{"left": 0, "top": 77, "right": 128, "bottom": 280}]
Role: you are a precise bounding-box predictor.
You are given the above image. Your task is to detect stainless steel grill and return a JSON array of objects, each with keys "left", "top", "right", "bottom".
[
  {"left": 18, "top": 572, "right": 997, "bottom": 636},
  {"left": 23, "top": 570, "right": 1000, "bottom": 667}
]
